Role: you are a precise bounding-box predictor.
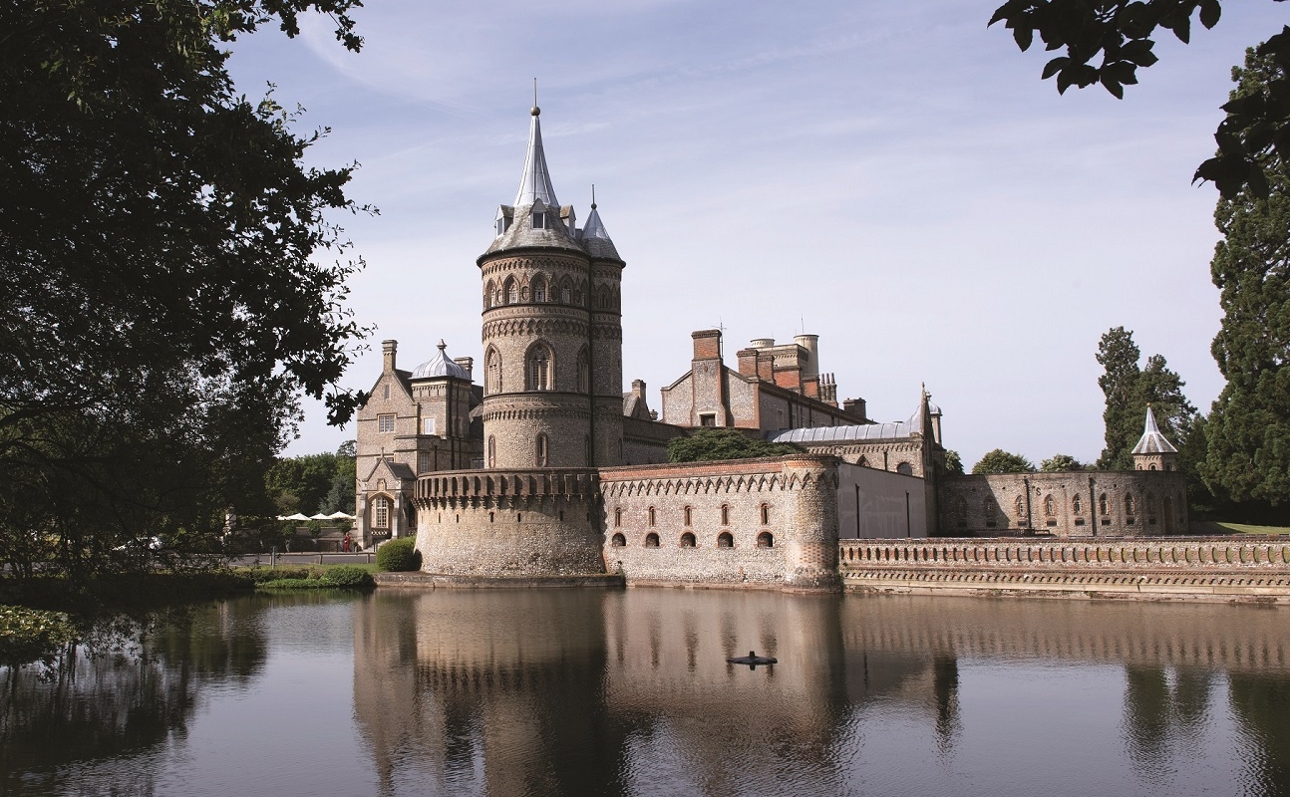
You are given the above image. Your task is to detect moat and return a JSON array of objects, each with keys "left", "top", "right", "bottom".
[{"left": 4, "top": 589, "right": 1290, "bottom": 796}]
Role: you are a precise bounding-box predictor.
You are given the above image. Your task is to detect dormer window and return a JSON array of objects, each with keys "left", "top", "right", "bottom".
[
  {"left": 531, "top": 211, "right": 546, "bottom": 229},
  {"left": 496, "top": 218, "right": 507, "bottom": 235}
]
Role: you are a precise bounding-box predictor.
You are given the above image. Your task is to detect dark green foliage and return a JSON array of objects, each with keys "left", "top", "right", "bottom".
[
  {"left": 1204, "top": 48, "right": 1290, "bottom": 509},
  {"left": 943, "top": 450, "right": 966, "bottom": 475},
  {"left": 320, "top": 566, "right": 374, "bottom": 588},
  {"left": 0, "top": 605, "right": 75, "bottom": 664},
  {"left": 1095, "top": 327, "right": 1195, "bottom": 470},
  {"left": 0, "top": 2, "right": 368, "bottom": 581},
  {"left": 666, "top": 429, "right": 804, "bottom": 463},
  {"left": 376, "top": 538, "right": 421, "bottom": 572},
  {"left": 1041, "top": 454, "right": 1083, "bottom": 472},
  {"left": 971, "top": 449, "right": 1037, "bottom": 474},
  {"left": 265, "top": 441, "right": 357, "bottom": 516},
  {"left": 989, "top": 1, "right": 1289, "bottom": 198}
]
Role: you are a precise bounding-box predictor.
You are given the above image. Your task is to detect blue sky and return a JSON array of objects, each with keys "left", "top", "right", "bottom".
[{"left": 227, "top": 1, "right": 1287, "bottom": 469}]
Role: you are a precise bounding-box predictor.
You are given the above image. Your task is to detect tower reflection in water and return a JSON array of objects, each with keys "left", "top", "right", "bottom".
[{"left": 354, "top": 591, "right": 1290, "bottom": 797}]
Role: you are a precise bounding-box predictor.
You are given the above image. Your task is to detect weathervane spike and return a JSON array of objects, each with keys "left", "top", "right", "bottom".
[{"left": 591, "top": 183, "right": 597, "bottom": 209}]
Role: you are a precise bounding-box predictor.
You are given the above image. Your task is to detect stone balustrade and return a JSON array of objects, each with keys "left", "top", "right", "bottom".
[{"left": 838, "top": 537, "right": 1290, "bottom": 601}]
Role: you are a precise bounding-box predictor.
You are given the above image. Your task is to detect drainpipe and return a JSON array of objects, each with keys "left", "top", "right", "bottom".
[
  {"left": 1022, "top": 476, "right": 1033, "bottom": 535},
  {"left": 1089, "top": 475, "right": 1098, "bottom": 537}
]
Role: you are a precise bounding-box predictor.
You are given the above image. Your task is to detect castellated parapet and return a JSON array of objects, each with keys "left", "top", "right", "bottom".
[
  {"left": 414, "top": 468, "right": 605, "bottom": 576},
  {"left": 599, "top": 454, "right": 841, "bottom": 591}
]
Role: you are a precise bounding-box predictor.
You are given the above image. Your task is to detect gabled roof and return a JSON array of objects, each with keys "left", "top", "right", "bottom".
[{"left": 1131, "top": 406, "right": 1178, "bottom": 455}]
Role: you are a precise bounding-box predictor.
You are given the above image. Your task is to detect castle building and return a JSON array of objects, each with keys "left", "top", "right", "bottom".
[{"left": 353, "top": 103, "right": 1189, "bottom": 586}]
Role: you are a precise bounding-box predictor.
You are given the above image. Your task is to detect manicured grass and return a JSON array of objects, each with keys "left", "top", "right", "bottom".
[{"left": 1192, "top": 520, "right": 1290, "bottom": 536}]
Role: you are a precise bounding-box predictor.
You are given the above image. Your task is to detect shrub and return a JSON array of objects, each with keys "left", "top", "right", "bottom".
[
  {"left": 376, "top": 538, "right": 421, "bottom": 572},
  {"left": 0, "top": 605, "right": 75, "bottom": 663},
  {"left": 320, "top": 566, "right": 374, "bottom": 589}
]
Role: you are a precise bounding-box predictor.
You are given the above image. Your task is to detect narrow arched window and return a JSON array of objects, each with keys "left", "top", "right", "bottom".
[
  {"left": 760, "top": 504, "right": 769, "bottom": 525},
  {"left": 487, "top": 436, "right": 496, "bottom": 469},
  {"left": 757, "top": 532, "right": 774, "bottom": 548},
  {"left": 533, "top": 278, "right": 546, "bottom": 303},
  {"left": 614, "top": 507, "right": 622, "bottom": 527},
  {"left": 648, "top": 506, "right": 656, "bottom": 526},
  {"left": 717, "top": 532, "right": 734, "bottom": 548},
  {"left": 535, "top": 434, "right": 549, "bottom": 467},
  {"left": 1014, "top": 495, "right": 1024, "bottom": 518},
  {"left": 484, "top": 280, "right": 495, "bottom": 309},
  {"left": 1043, "top": 495, "right": 1055, "bottom": 517},
  {"left": 1125, "top": 494, "right": 1136, "bottom": 516},
  {"left": 1099, "top": 493, "right": 1109, "bottom": 515},
  {"left": 504, "top": 277, "right": 517, "bottom": 305},
  {"left": 485, "top": 348, "right": 502, "bottom": 395},
  {"left": 683, "top": 506, "right": 692, "bottom": 526},
  {"left": 680, "top": 532, "right": 696, "bottom": 548},
  {"left": 611, "top": 533, "right": 626, "bottom": 547},
  {"left": 526, "top": 344, "right": 552, "bottom": 391},
  {"left": 720, "top": 504, "right": 730, "bottom": 525},
  {"left": 644, "top": 533, "right": 660, "bottom": 548},
  {"left": 1072, "top": 494, "right": 1082, "bottom": 514},
  {"left": 577, "top": 347, "right": 589, "bottom": 393}
]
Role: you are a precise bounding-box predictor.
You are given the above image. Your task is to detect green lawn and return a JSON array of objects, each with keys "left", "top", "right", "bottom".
[{"left": 1191, "top": 520, "right": 1290, "bottom": 536}]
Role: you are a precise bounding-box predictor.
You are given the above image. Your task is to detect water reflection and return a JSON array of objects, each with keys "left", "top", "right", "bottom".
[
  {"left": 354, "top": 592, "right": 1290, "bottom": 797},
  {"left": 0, "top": 595, "right": 274, "bottom": 794}
]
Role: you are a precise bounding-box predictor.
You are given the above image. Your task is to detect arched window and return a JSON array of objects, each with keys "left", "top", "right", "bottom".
[
  {"left": 597, "top": 285, "right": 612, "bottom": 309},
  {"left": 614, "top": 507, "right": 622, "bottom": 527},
  {"left": 484, "top": 280, "right": 495, "bottom": 309},
  {"left": 1072, "top": 494, "right": 1082, "bottom": 514},
  {"left": 1125, "top": 493, "right": 1136, "bottom": 516},
  {"left": 644, "top": 533, "right": 660, "bottom": 548},
  {"left": 648, "top": 506, "right": 656, "bottom": 526},
  {"left": 760, "top": 504, "right": 769, "bottom": 525},
  {"left": 373, "top": 496, "right": 390, "bottom": 529},
  {"left": 896, "top": 462, "right": 913, "bottom": 475},
  {"left": 757, "top": 532, "right": 774, "bottom": 548},
  {"left": 953, "top": 495, "right": 968, "bottom": 528},
  {"left": 504, "top": 276, "right": 517, "bottom": 305},
  {"left": 611, "top": 533, "right": 626, "bottom": 547},
  {"left": 680, "top": 532, "right": 696, "bottom": 548},
  {"left": 533, "top": 277, "right": 547, "bottom": 303},
  {"left": 485, "top": 348, "right": 502, "bottom": 395},
  {"left": 487, "top": 436, "right": 496, "bottom": 469},
  {"left": 1043, "top": 495, "right": 1056, "bottom": 517},
  {"left": 1099, "top": 493, "right": 1109, "bottom": 515},
  {"left": 535, "top": 434, "right": 548, "bottom": 467},
  {"left": 717, "top": 532, "right": 734, "bottom": 548},
  {"left": 1014, "top": 495, "right": 1025, "bottom": 519},
  {"left": 984, "top": 498, "right": 997, "bottom": 526},
  {"left": 526, "top": 343, "right": 553, "bottom": 391},
  {"left": 577, "top": 347, "right": 589, "bottom": 393},
  {"left": 683, "top": 506, "right": 692, "bottom": 526},
  {"left": 560, "top": 278, "right": 572, "bottom": 304},
  {"left": 720, "top": 504, "right": 730, "bottom": 525}
]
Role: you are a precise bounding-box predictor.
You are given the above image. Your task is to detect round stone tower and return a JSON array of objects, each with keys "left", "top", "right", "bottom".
[{"left": 477, "top": 103, "right": 625, "bottom": 469}]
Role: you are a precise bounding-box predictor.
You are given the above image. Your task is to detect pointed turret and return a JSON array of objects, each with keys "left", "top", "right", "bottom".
[
  {"left": 1131, "top": 406, "right": 1179, "bottom": 471},
  {"left": 580, "top": 196, "right": 620, "bottom": 261},
  {"left": 515, "top": 105, "right": 559, "bottom": 207}
]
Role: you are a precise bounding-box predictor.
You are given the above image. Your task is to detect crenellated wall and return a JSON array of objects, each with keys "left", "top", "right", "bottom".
[
  {"left": 414, "top": 468, "right": 605, "bottom": 577},
  {"left": 839, "top": 537, "right": 1290, "bottom": 601},
  {"left": 598, "top": 455, "right": 840, "bottom": 590}
]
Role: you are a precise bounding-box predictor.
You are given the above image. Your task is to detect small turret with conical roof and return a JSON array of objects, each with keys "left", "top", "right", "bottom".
[{"left": 1131, "top": 405, "right": 1179, "bottom": 472}]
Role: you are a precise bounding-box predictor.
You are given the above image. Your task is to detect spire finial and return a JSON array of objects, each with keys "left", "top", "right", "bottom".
[
  {"left": 532, "top": 78, "right": 539, "bottom": 116},
  {"left": 591, "top": 183, "right": 597, "bottom": 210},
  {"left": 437, "top": 339, "right": 447, "bottom": 352}
]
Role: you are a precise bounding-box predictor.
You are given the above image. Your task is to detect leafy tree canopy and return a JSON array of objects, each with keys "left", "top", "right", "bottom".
[
  {"left": 1041, "top": 454, "right": 1084, "bottom": 471},
  {"left": 1203, "top": 48, "right": 1290, "bottom": 506},
  {"left": 943, "top": 450, "right": 966, "bottom": 475},
  {"left": 667, "top": 429, "right": 804, "bottom": 464},
  {"left": 0, "top": 1, "right": 367, "bottom": 578},
  {"left": 1095, "top": 327, "right": 1196, "bottom": 469},
  {"left": 265, "top": 441, "right": 356, "bottom": 517},
  {"left": 972, "top": 449, "right": 1037, "bottom": 474},
  {"left": 989, "top": 1, "right": 1290, "bottom": 198}
]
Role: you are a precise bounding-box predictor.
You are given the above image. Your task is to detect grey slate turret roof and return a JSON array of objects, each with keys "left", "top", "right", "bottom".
[
  {"left": 411, "top": 340, "right": 470, "bottom": 380},
  {"left": 483, "top": 104, "right": 620, "bottom": 261},
  {"left": 1131, "top": 406, "right": 1178, "bottom": 455}
]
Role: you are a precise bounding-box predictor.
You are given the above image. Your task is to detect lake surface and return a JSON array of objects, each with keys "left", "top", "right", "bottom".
[{"left": 3, "top": 588, "right": 1290, "bottom": 797}]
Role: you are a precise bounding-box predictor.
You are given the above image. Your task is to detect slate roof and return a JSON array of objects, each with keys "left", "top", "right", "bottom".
[
  {"left": 1131, "top": 406, "right": 1178, "bottom": 455},
  {"left": 769, "top": 421, "right": 913, "bottom": 445},
  {"left": 411, "top": 341, "right": 470, "bottom": 380}
]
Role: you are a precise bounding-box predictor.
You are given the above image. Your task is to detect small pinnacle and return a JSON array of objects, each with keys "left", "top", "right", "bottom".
[
  {"left": 437, "top": 339, "right": 447, "bottom": 351},
  {"left": 531, "top": 106, "right": 540, "bottom": 116}
]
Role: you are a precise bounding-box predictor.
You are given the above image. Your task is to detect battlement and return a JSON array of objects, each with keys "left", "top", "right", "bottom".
[{"left": 417, "top": 468, "right": 599, "bottom": 507}]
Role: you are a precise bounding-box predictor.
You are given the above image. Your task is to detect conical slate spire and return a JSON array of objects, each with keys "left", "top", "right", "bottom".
[
  {"left": 514, "top": 105, "right": 558, "bottom": 207},
  {"left": 1131, "top": 405, "right": 1178, "bottom": 454},
  {"left": 580, "top": 187, "right": 621, "bottom": 260}
]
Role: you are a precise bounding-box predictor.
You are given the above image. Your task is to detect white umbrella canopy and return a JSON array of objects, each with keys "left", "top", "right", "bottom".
[
  {"left": 308, "top": 513, "right": 333, "bottom": 521},
  {"left": 326, "top": 511, "right": 357, "bottom": 520},
  {"left": 277, "top": 513, "right": 311, "bottom": 521}
]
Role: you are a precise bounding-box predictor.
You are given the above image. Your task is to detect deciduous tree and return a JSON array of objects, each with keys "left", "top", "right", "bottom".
[
  {"left": 0, "top": 1, "right": 368, "bottom": 578},
  {"left": 667, "top": 429, "right": 803, "bottom": 464},
  {"left": 972, "top": 449, "right": 1037, "bottom": 474}
]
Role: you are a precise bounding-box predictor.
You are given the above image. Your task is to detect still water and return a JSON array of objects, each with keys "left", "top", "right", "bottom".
[{"left": 3, "top": 588, "right": 1290, "bottom": 797}]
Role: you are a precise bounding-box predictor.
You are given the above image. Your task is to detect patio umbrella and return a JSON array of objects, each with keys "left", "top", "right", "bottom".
[
  {"left": 309, "top": 513, "right": 333, "bottom": 521},
  {"left": 277, "top": 513, "right": 311, "bottom": 521},
  {"left": 327, "top": 511, "right": 357, "bottom": 520}
]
